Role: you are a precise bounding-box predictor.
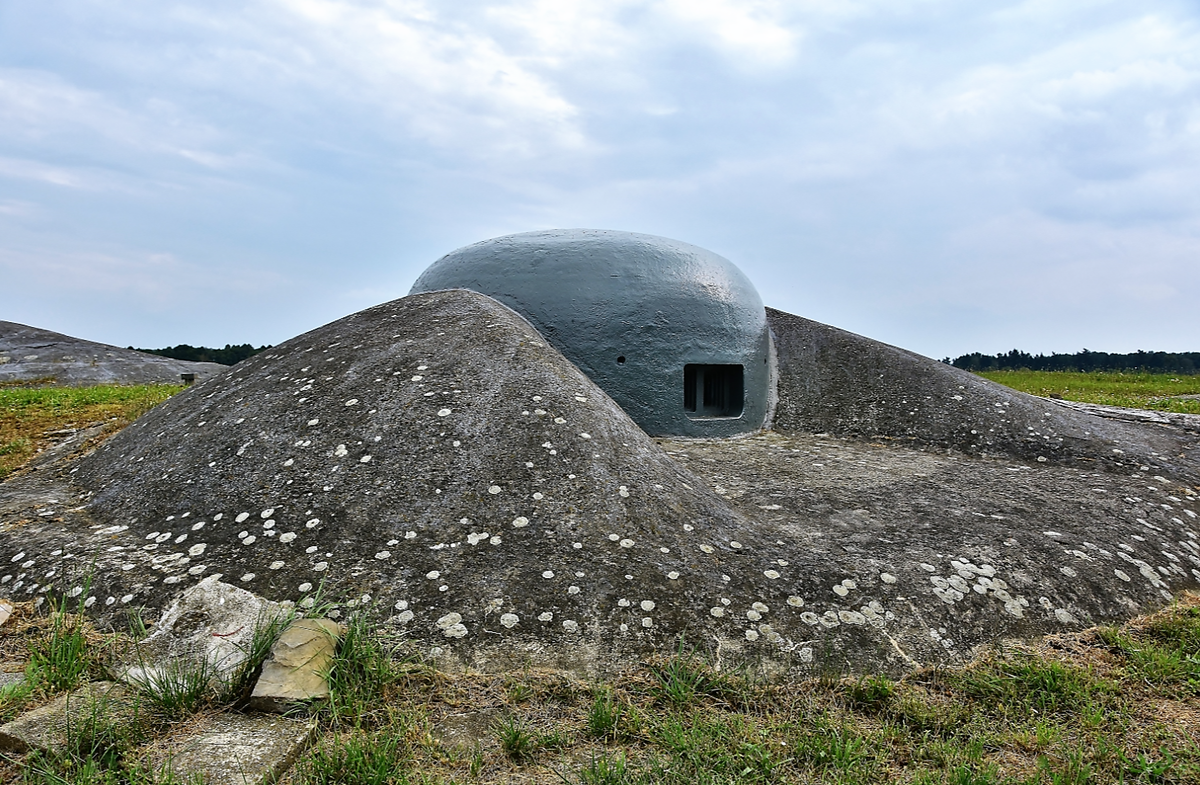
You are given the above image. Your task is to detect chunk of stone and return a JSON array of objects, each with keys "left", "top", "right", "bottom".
[
  {"left": 115, "top": 575, "right": 285, "bottom": 693},
  {"left": 248, "top": 618, "right": 340, "bottom": 713},
  {"left": 0, "top": 601, "right": 13, "bottom": 627},
  {"left": 0, "top": 681, "right": 134, "bottom": 753},
  {"left": 146, "top": 713, "right": 316, "bottom": 785}
]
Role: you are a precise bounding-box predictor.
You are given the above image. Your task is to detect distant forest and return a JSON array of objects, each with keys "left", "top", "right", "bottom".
[
  {"left": 946, "top": 349, "right": 1200, "bottom": 374},
  {"left": 132, "top": 344, "right": 271, "bottom": 366}
]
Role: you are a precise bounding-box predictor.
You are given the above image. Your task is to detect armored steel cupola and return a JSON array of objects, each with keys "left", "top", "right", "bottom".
[{"left": 410, "top": 229, "right": 773, "bottom": 436}]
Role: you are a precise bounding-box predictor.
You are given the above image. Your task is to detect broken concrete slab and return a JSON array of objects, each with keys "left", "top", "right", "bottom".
[
  {"left": 0, "top": 681, "right": 137, "bottom": 753},
  {"left": 146, "top": 712, "right": 316, "bottom": 785},
  {"left": 248, "top": 618, "right": 339, "bottom": 713},
  {"left": 115, "top": 576, "right": 286, "bottom": 693}
]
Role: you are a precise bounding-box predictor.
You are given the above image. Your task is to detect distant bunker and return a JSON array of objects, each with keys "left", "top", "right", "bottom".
[
  {"left": 1, "top": 230, "right": 1199, "bottom": 678},
  {"left": 411, "top": 230, "right": 771, "bottom": 437}
]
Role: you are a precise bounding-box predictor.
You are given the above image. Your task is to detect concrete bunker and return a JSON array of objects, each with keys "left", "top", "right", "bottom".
[{"left": 410, "top": 229, "right": 772, "bottom": 437}]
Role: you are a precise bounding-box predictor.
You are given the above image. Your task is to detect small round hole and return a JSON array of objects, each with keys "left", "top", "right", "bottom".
[{"left": 616, "top": 356, "right": 626, "bottom": 365}]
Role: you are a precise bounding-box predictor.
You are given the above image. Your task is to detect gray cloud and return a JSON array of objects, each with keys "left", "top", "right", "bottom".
[{"left": 1, "top": 0, "right": 1197, "bottom": 357}]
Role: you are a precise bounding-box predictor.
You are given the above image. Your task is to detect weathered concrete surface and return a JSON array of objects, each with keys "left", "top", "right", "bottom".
[
  {"left": 0, "top": 320, "right": 225, "bottom": 387},
  {"left": 0, "top": 681, "right": 134, "bottom": 753},
  {"left": 658, "top": 431, "right": 1200, "bottom": 671},
  {"left": 145, "top": 713, "right": 316, "bottom": 785},
  {"left": 0, "top": 290, "right": 1196, "bottom": 676},
  {"left": 1049, "top": 398, "right": 1200, "bottom": 435},
  {"left": 767, "top": 308, "right": 1199, "bottom": 474},
  {"left": 116, "top": 576, "right": 285, "bottom": 692},
  {"left": 249, "top": 618, "right": 339, "bottom": 712},
  {"left": 411, "top": 230, "right": 773, "bottom": 437},
  {"left": 0, "top": 671, "right": 25, "bottom": 690}
]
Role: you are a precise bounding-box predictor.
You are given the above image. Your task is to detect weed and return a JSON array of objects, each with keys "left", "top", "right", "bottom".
[
  {"left": 1038, "top": 749, "right": 1093, "bottom": 785},
  {"left": 123, "top": 607, "right": 151, "bottom": 642},
  {"left": 296, "top": 730, "right": 409, "bottom": 785},
  {"left": 587, "top": 688, "right": 622, "bottom": 740},
  {"left": 494, "top": 714, "right": 540, "bottom": 762},
  {"left": 953, "top": 657, "right": 1109, "bottom": 718},
  {"left": 325, "top": 609, "right": 402, "bottom": 727},
  {"left": 650, "top": 653, "right": 720, "bottom": 707},
  {"left": 574, "top": 752, "right": 633, "bottom": 785},
  {"left": 506, "top": 683, "right": 534, "bottom": 704},
  {"left": 791, "top": 725, "right": 868, "bottom": 772},
  {"left": 28, "top": 584, "right": 96, "bottom": 693},
  {"left": 1119, "top": 749, "right": 1175, "bottom": 782},
  {"left": 842, "top": 673, "right": 896, "bottom": 712},
  {"left": 122, "top": 657, "right": 217, "bottom": 718}
]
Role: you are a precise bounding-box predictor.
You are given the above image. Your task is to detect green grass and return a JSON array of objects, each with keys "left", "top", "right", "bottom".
[
  {"left": 977, "top": 370, "right": 1200, "bottom": 414},
  {"left": 0, "top": 385, "right": 181, "bottom": 479},
  {"left": 4, "top": 596, "right": 1199, "bottom": 784}
]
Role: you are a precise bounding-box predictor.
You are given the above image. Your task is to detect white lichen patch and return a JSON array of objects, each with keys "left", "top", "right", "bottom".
[
  {"left": 488, "top": 485, "right": 502, "bottom": 495},
  {"left": 375, "top": 551, "right": 391, "bottom": 560},
  {"left": 188, "top": 544, "right": 206, "bottom": 556},
  {"left": 500, "top": 613, "right": 519, "bottom": 628},
  {"left": 787, "top": 596, "right": 804, "bottom": 607},
  {"left": 640, "top": 600, "right": 656, "bottom": 611},
  {"left": 764, "top": 570, "right": 780, "bottom": 579},
  {"left": 538, "top": 612, "right": 553, "bottom": 622},
  {"left": 562, "top": 619, "right": 580, "bottom": 632},
  {"left": 512, "top": 517, "right": 530, "bottom": 528}
]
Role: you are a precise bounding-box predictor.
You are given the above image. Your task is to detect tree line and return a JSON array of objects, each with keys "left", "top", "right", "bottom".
[
  {"left": 945, "top": 349, "right": 1200, "bottom": 374},
  {"left": 130, "top": 344, "right": 271, "bottom": 366}
]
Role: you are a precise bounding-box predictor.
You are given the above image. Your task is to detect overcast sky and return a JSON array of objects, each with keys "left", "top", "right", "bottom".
[{"left": 1, "top": 1, "right": 1197, "bottom": 360}]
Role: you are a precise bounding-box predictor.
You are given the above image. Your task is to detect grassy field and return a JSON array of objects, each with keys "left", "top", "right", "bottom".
[
  {"left": 0, "top": 385, "right": 181, "bottom": 481},
  {"left": 977, "top": 371, "right": 1200, "bottom": 415},
  {"left": 0, "top": 594, "right": 1198, "bottom": 784}
]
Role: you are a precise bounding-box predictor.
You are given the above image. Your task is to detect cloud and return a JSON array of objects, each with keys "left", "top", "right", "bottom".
[{"left": 2, "top": 0, "right": 1199, "bottom": 357}]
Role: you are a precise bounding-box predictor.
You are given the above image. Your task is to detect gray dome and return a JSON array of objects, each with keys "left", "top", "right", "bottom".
[{"left": 410, "top": 229, "right": 772, "bottom": 437}]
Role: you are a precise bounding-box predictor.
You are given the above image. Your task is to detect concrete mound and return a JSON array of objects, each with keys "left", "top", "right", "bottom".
[
  {"left": 0, "top": 290, "right": 1197, "bottom": 677},
  {"left": 0, "top": 321, "right": 224, "bottom": 387},
  {"left": 767, "top": 308, "right": 1198, "bottom": 472}
]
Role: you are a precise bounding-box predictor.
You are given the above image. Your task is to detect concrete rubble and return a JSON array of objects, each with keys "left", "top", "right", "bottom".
[
  {"left": 114, "top": 575, "right": 286, "bottom": 693},
  {"left": 0, "top": 681, "right": 136, "bottom": 753},
  {"left": 249, "top": 617, "right": 340, "bottom": 712}
]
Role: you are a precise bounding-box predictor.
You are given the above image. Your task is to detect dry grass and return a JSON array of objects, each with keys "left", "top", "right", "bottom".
[{"left": 0, "top": 384, "right": 181, "bottom": 480}]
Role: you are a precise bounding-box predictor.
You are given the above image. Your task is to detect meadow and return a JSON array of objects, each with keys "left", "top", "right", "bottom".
[{"left": 977, "top": 371, "right": 1200, "bottom": 416}]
